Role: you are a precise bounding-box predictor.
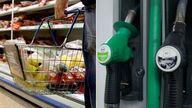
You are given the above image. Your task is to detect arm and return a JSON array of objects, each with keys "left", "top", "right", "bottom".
[{"left": 55, "top": 0, "right": 69, "bottom": 19}]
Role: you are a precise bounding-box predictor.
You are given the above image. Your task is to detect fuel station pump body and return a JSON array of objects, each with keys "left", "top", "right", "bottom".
[{"left": 97, "top": 0, "right": 148, "bottom": 108}]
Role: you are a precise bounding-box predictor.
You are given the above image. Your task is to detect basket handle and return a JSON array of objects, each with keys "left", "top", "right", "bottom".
[
  {"left": 30, "top": 9, "right": 82, "bottom": 47},
  {"left": 60, "top": 9, "right": 82, "bottom": 48}
]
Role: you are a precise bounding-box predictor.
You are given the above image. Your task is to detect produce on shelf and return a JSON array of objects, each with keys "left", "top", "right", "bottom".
[
  {"left": 11, "top": 22, "right": 22, "bottom": 30},
  {"left": 20, "top": 1, "right": 38, "bottom": 7},
  {"left": 13, "top": 15, "right": 25, "bottom": 23},
  {"left": 0, "top": 20, "right": 10, "bottom": 28},
  {"left": 11, "top": 15, "right": 40, "bottom": 30},
  {"left": 0, "top": 13, "right": 84, "bottom": 29},
  {"left": 0, "top": 0, "right": 54, "bottom": 12},
  {"left": 2, "top": 4, "right": 11, "bottom": 11},
  {"left": 20, "top": 0, "right": 53, "bottom": 7}
]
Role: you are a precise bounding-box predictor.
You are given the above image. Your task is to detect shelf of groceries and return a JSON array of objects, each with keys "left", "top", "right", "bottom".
[
  {"left": 0, "top": 23, "right": 84, "bottom": 31},
  {"left": 0, "top": 0, "right": 84, "bottom": 31},
  {"left": 0, "top": 0, "right": 78, "bottom": 17}
]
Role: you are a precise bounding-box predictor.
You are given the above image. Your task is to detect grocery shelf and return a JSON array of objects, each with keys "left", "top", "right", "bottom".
[
  {"left": 0, "top": 28, "right": 11, "bottom": 32},
  {"left": 19, "top": 23, "right": 84, "bottom": 30},
  {"left": 17, "top": 0, "right": 56, "bottom": 13},
  {"left": 0, "top": 7, "right": 18, "bottom": 17},
  {"left": 0, "top": 0, "right": 79, "bottom": 17},
  {"left": 0, "top": 63, "right": 84, "bottom": 108},
  {"left": 0, "top": 23, "right": 83, "bottom": 32}
]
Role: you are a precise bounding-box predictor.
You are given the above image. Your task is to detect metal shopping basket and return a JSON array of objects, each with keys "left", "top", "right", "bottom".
[{"left": 13, "top": 9, "right": 85, "bottom": 94}]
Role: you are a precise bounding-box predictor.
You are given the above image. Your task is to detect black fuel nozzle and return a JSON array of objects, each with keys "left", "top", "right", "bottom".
[
  {"left": 156, "top": 22, "right": 186, "bottom": 72},
  {"left": 156, "top": 0, "right": 187, "bottom": 72},
  {"left": 156, "top": 0, "right": 188, "bottom": 108}
]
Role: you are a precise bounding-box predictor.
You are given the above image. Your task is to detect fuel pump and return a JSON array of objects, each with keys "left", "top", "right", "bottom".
[
  {"left": 97, "top": 6, "right": 144, "bottom": 108},
  {"left": 156, "top": 0, "right": 188, "bottom": 108}
]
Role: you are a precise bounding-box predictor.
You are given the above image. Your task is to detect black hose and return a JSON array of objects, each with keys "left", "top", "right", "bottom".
[
  {"left": 163, "top": 68, "right": 184, "bottom": 108},
  {"left": 163, "top": 0, "right": 188, "bottom": 108}
]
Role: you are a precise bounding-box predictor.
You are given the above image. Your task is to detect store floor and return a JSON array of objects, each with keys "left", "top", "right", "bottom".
[{"left": 0, "top": 87, "right": 39, "bottom": 108}]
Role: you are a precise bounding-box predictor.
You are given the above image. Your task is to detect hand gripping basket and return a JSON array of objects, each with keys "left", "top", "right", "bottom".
[{"left": 14, "top": 9, "right": 85, "bottom": 94}]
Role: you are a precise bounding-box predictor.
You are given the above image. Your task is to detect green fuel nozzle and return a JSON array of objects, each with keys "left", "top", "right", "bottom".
[
  {"left": 98, "top": 7, "right": 139, "bottom": 108},
  {"left": 97, "top": 9, "right": 138, "bottom": 65}
]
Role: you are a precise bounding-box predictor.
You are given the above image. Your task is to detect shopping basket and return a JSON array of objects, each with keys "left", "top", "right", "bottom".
[{"left": 13, "top": 9, "right": 85, "bottom": 94}]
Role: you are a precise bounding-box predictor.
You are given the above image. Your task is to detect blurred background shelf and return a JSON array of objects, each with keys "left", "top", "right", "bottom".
[
  {"left": 0, "top": 0, "right": 11, "bottom": 3},
  {"left": 0, "top": 0, "right": 79, "bottom": 17},
  {"left": 0, "top": 23, "right": 83, "bottom": 31},
  {"left": 20, "top": 23, "right": 84, "bottom": 30}
]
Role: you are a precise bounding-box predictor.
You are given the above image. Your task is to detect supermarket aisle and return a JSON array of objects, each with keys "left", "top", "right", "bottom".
[{"left": 0, "top": 87, "right": 39, "bottom": 108}]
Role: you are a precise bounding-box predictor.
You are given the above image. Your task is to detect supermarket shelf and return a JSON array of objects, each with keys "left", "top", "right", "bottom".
[
  {"left": 19, "top": 23, "right": 84, "bottom": 30},
  {"left": 17, "top": 0, "right": 56, "bottom": 13},
  {"left": 0, "top": 28, "right": 11, "bottom": 32},
  {"left": 0, "top": 64, "right": 84, "bottom": 108},
  {"left": 0, "top": 0, "right": 79, "bottom": 17},
  {"left": 0, "top": 23, "right": 83, "bottom": 32},
  {"left": 0, "top": 7, "right": 18, "bottom": 17}
]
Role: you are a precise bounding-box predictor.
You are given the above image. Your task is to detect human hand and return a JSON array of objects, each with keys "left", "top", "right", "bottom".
[{"left": 55, "top": 0, "right": 69, "bottom": 19}]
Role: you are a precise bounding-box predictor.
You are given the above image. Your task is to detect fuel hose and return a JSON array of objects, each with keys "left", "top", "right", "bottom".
[{"left": 147, "top": 0, "right": 161, "bottom": 108}]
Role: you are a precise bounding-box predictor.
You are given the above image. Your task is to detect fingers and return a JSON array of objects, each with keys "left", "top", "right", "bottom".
[
  {"left": 54, "top": 0, "right": 69, "bottom": 19},
  {"left": 55, "top": 7, "right": 66, "bottom": 19}
]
